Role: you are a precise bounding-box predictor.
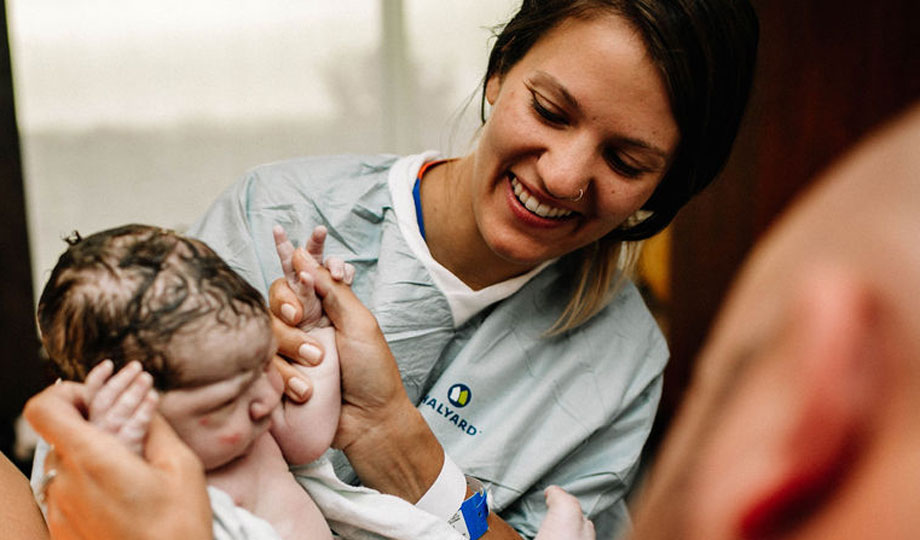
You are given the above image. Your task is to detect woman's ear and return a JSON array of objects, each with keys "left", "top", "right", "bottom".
[
  {"left": 737, "top": 266, "right": 882, "bottom": 539},
  {"left": 485, "top": 73, "right": 502, "bottom": 106}
]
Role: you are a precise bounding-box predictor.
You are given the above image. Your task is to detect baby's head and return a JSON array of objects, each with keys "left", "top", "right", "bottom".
[{"left": 37, "top": 224, "right": 282, "bottom": 470}]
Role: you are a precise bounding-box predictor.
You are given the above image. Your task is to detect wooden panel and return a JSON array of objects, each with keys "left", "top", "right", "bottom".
[{"left": 651, "top": 0, "right": 920, "bottom": 455}]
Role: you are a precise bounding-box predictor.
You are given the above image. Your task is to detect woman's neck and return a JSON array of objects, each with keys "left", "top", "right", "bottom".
[{"left": 419, "top": 156, "right": 536, "bottom": 290}]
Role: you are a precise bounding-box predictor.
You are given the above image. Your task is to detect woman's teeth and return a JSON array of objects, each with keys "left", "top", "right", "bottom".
[{"left": 511, "top": 177, "right": 574, "bottom": 219}]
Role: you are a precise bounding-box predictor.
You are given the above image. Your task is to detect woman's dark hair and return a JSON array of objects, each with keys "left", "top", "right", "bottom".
[{"left": 481, "top": 0, "right": 759, "bottom": 331}]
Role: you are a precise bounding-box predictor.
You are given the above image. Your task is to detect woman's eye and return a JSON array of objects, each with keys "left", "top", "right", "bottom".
[
  {"left": 605, "top": 151, "right": 644, "bottom": 178},
  {"left": 530, "top": 92, "right": 568, "bottom": 125}
]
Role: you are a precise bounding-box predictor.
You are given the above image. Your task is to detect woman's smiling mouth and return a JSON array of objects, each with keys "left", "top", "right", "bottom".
[{"left": 509, "top": 174, "right": 576, "bottom": 220}]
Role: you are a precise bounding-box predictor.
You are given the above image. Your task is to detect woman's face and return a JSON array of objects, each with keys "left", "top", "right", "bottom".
[{"left": 469, "top": 13, "right": 679, "bottom": 267}]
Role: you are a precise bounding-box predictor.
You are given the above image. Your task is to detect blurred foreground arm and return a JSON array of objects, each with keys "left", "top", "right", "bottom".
[
  {"left": 0, "top": 451, "right": 48, "bottom": 539},
  {"left": 23, "top": 382, "right": 211, "bottom": 540}
]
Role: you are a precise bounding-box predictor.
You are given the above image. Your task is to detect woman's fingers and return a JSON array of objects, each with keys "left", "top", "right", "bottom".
[
  {"left": 271, "top": 313, "right": 324, "bottom": 366},
  {"left": 272, "top": 354, "right": 313, "bottom": 403},
  {"left": 270, "top": 277, "right": 304, "bottom": 327}
]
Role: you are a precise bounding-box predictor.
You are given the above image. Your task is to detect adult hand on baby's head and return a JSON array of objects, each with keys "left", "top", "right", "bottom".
[
  {"left": 83, "top": 360, "right": 159, "bottom": 455},
  {"left": 24, "top": 382, "right": 211, "bottom": 540}
]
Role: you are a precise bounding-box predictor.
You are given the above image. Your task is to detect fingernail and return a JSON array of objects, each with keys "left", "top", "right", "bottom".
[
  {"left": 289, "top": 377, "right": 310, "bottom": 399},
  {"left": 281, "top": 303, "right": 297, "bottom": 324},
  {"left": 299, "top": 343, "right": 322, "bottom": 365}
]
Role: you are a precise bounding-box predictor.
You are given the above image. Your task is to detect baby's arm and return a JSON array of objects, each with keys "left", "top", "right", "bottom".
[
  {"left": 82, "top": 360, "right": 159, "bottom": 456},
  {"left": 271, "top": 225, "right": 344, "bottom": 465}
]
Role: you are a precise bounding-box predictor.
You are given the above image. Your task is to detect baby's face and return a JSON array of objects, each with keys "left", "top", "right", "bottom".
[{"left": 157, "top": 314, "right": 282, "bottom": 471}]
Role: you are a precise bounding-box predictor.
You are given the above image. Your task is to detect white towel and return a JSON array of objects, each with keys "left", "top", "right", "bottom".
[{"left": 292, "top": 458, "right": 464, "bottom": 540}]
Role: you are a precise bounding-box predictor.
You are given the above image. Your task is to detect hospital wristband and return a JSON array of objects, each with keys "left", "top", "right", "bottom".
[
  {"left": 449, "top": 476, "right": 489, "bottom": 540},
  {"left": 414, "top": 452, "right": 467, "bottom": 521}
]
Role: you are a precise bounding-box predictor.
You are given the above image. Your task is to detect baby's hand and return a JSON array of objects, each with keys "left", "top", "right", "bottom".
[
  {"left": 535, "top": 486, "right": 596, "bottom": 540},
  {"left": 273, "top": 224, "right": 355, "bottom": 331},
  {"left": 82, "top": 360, "right": 159, "bottom": 456}
]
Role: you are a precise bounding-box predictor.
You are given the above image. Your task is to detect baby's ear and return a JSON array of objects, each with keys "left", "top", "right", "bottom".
[{"left": 737, "top": 266, "right": 882, "bottom": 539}]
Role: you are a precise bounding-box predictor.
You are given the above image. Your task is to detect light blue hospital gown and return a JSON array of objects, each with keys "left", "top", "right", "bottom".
[{"left": 188, "top": 152, "right": 668, "bottom": 539}]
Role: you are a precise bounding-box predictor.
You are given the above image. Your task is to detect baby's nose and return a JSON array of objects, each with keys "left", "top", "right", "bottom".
[{"left": 250, "top": 370, "right": 283, "bottom": 421}]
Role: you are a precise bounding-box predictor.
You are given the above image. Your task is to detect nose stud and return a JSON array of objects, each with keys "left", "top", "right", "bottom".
[{"left": 565, "top": 188, "right": 584, "bottom": 202}]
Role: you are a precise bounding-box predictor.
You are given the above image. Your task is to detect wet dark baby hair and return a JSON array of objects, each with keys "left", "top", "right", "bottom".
[{"left": 37, "top": 224, "right": 269, "bottom": 391}]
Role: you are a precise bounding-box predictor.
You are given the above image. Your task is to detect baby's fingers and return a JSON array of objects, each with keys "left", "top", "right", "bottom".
[
  {"left": 91, "top": 369, "right": 154, "bottom": 435},
  {"left": 305, "top": 226, "right": 328, "bottom": 265},
  {"left": 82, "top": 359, "right": 115, "bottom": 406},
  {"left": 88, "top": 361, "right": 144, "bottom": 417},
  {"left": 273, "top": 225, "right": 297, "bottom": 282},
  {"left": 324, "top": 256, "right": 355, "bottom": 285},
  {"left": 117, "top": 389, "right": 159, "bottom": 455}
]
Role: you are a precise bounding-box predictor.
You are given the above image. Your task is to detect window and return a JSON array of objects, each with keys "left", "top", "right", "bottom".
[{"left": 8, "top": 0, "right": 518, "bottom": 296}]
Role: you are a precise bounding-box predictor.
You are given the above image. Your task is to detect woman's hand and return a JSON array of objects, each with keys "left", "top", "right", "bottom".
[
  {"left": 280, "top": 247, "right": 444, "bottom": 501},
  {"left": 23, "top": 382, "right": 212, "bottom": 540}
]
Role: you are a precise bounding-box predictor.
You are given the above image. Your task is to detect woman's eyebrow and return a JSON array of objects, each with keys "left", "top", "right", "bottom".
[
  {"left": 617, "top": 136, "right": 670, "bottom": 163},
  {"left": 532, "top": 70, "right": 580, "bottom": 109},
  {"left": 532, "top": 70, "right": 670, "bottom": 163}
]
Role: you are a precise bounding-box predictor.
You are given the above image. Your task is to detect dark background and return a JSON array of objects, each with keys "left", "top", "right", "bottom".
[
  {"left": 1, "top": 1, "right": 919, "bottom": 473},
  {"left": 656, "top": 0, "right": 920, "bottom": 453}
]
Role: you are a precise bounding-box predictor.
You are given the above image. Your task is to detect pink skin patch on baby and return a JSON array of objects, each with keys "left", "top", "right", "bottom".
[
  {"left": 198, "top": 416, "right": 210, "bottom": 427},
  {"left": 219, "top": 432, "right": 243, "bottom": 446}
]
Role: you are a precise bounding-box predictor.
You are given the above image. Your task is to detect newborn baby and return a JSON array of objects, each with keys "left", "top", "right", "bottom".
[{"left": 36, "top": 224, "right": 340, "bottom": 540}]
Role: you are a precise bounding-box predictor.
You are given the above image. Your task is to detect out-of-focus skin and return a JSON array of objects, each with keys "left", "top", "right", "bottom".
[
  {"left": 23, "top": 381, "right": 212, "bottom": 540},
  {"left": 0, "top": 451, "right": 48, "bottom": 540},
  {"left": 629, "top": 102, "right": 920, "bottom": 540}
]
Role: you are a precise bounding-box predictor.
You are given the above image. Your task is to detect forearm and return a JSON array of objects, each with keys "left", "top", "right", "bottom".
[
  {"left": 341, "top": 400, "right": 522, "bottom": 539},
  {"left": 1, "top": 452, "right": 48, "bottom": 539},
  {"left": 340, "top": 397, "right": 443, "bottom": 502}
]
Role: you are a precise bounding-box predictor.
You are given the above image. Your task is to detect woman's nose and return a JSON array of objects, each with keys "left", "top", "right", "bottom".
[
  {"left": 537, "top": 133, "right": 596, "bottom": 200},
  {"left": 249, "top": 367, "right": 283, "bottom": 421}
]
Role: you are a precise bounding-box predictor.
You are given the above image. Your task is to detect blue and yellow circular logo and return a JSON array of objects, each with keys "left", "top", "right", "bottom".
[{"left": 447, "top": 383, "right": 472, "bottom": 408}]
